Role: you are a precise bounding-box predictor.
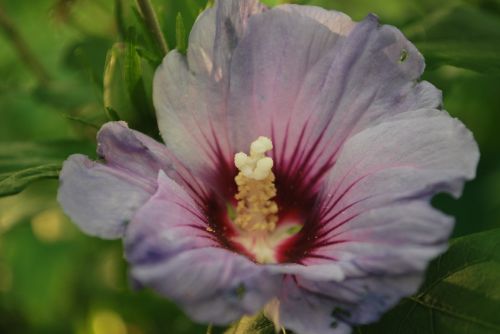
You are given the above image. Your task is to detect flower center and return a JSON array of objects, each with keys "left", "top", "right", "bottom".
[
  {"left": 233, "top": 137, "right": 278, "bottom": 233},
  {"left": 229, "top": 137, "right": 303, "bottom": 264}
]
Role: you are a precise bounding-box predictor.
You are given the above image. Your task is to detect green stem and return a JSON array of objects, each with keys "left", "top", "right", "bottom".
[
  {"left": 114, "top": 0, "right": 127, "bottom": 40},
  {"left": 0, "top": 4, "right": 51, "bottom": 85},
  {"left": 135, "top": 0, "right": 169, "bottom": 55},
  {"left": 206, "top": 323, "right": 213, "bottom": 334}
]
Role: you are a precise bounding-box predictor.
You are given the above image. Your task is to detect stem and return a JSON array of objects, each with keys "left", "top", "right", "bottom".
[
  {"left": 114, "top": 0, "right": 127, "bottom": 40},
  {"left": 0, "top": 4, "right": 51, "bottom": 85},
  {"left": 135, "top": 0, "right": 168, "bottom": 55},
  {"left": 206, "top": 323, "right": 213, "bottom": 334}
]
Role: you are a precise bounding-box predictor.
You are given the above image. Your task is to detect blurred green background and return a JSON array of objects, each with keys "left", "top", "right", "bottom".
[{"left": 0, "top": 0, "right": 499, "bottom": 333}]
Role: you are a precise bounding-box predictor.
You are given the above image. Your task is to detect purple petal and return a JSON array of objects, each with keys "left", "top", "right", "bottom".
[
  {"left": 125, "top": 172, "right": 280, "bottom": 324},
  {"left": 268, "top": 263, "right": 344, "bottom": 282},
  {"left": 276, "top": 278, "right": 353, "bottom": 334},
  {"left": 97, "top": 122, "right": 207, "bottom": 199},
  {"left": 153, "top": 0, "right": 266, "bottom": 182},
  {"left": 318, "top": 109, "right": 478, "bottom": 229},
  {"left": 275, "top": 4, "right": 355, "bottom": 34},
  {"left": 58, "top": 122, "right": 206, "bottom": 238},
  {"left": 321, "top": 202, "right": 453, "bottom": 273},
  {"left": 276, "top": 272, "right": 422, "bottom": 334},
  {"left": 274, "top": 109, "right": 478, "bottom": 330},
  {"left": 58, "top": 155, "right": 152, "bottom": 239},
  {"left": 211, "top": 0, "right": 267, "bottom": 80},
  {"left": 227, "top": 11, "right": 442, "bottom": 193},
  {"left": 227, "top": 7, "right": 351, "bottom": 156}
]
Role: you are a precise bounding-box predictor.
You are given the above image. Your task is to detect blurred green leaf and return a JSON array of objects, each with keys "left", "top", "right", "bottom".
[
  {"left": 32, "top": 82, "right": 95, "bottom": 111},
  {"left": 155, "top": 0, "right": 207, "bottom": 51},
  {"left": 0, "top": 141, "right": 94, "bottom": 172},
  {"left": 103, "top": 43, "right": 128, "bottom": 117},
  {"left": 63, "top": 114, "right": 101, "bottom": 129},
  {"left": 105, "top": 107, "right": 122, "bottom": 122},
  {"left": 405, "top": 5, "right": 500, "bottom": 73},
  {"left": 124, "top": 27, "right": 150, "bottom": 112},
  {"left": 225, "top": 314, "right": 275, "bottom": 334},
  {"left": 260, "top": 0, "right": 284, "bottom": 6},
  {"left": 0, "top": 141, "right": 93, "bottom": 197},
  {"left": 0, "top": 164, "right": 60, "bottom": 197},
  {"left": 63, "top": 36, "right": 112, "bottom": 87},
  {"left": 359, "top": 229, "right": 500, "bottom": 334},
  {"left": 176, "top": 12, "right": 187, "bottom": 54},
  {"left": 103, "top": 41, "right": 156, "bottom": 136},
  {"left": 123, "top": 27, "right": 158, "bottom": 136},
  {"left": 131, "top": 6, "right": 163, "bottom": 63}
]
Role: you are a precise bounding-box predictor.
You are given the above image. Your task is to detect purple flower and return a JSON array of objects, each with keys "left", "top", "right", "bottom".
[{"left": 58, "top": 0, "right": 479, "bottom": 333}]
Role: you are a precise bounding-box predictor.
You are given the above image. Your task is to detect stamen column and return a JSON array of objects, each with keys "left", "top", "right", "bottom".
[{"left": 233, "top": 137, "right": 278, "bottom": 232}]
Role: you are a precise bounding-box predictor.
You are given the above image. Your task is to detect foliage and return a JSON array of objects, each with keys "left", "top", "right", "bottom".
[{"left": 0, "top": 141, "right": 93, "bottom": 196}]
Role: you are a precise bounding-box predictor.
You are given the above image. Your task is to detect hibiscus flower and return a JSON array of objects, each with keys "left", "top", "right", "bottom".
[{"left": 58, "top": 0, "right": 479, "bottom": 333}]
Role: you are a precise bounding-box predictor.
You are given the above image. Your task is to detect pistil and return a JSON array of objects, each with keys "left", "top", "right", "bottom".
[{"left": 233, "top": 137, "right": 278, "bottom": 233}]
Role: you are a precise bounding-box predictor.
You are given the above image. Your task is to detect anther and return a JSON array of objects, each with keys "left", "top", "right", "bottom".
[{"left": 233, "top": 137, "right": 278, "bottom": 232}]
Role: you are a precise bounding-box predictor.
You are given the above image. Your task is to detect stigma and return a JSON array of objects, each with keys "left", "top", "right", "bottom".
[{"left": 233, "top": 137, "right": 278, "bottom": 233}]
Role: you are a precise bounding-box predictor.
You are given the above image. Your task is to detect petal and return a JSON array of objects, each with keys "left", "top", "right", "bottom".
[
  {"left": 58, "top": 154, "right": 151, "bottom": 239},
  {"left": 303, "top": 109, "right": 477, "bottom": 275},
  {"left": 153, "top": 0, "right": 266, "bottom": 181},
  {"left": 125, "top": 172, "right": 279, "bottom": 324},
  {"left": 324, "top": 202, "right": 453, "bottom": 273},
  {"left": 210, "top": 0, "right": 267, "bottom": 80},
  {"left": 95, "top": 122, "right": 168, "bottom": 189},
  {"left": 227, "top": 12, "right": 442, "bottom": 193},
  {"left": 267, "top": 263, "right": 344, "bottom": 282},
  {"left": 97, "top": 121, "right": 207, "bottom": 201},
  {"left": 288, "top": 203, "right": 449, "bottom": 325},
  {"left": 275, "top": 4, "right": 355, "bottom": 34},
  {"left": 277, "top": 278, "right": 351, "bottom": 334},
  {"left": 318, "top": 108, "right": 478, "bottom": 227},
  {"left": 58, "top": 122, "right": 206, "bottom": 239},
  {"left": 275, "top": 109, "right": 478, "bottom": 330},
  {"left": 277, "top": 272, "right": 423, "bottom": 334},
  {"left": 188, "top": 0, "right": 267, "bottom": 77},
  {"left": 153, "top": 52, "right": 234, "bottom": 186},
  {"left": 227, "top": 7, "right": 351, "bottom": 154}
]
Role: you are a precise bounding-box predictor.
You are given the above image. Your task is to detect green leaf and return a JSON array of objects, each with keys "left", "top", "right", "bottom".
[
  {"left": 124, "top": 27, "right": 144, "bottom": 102},
  {"left": 130, "top": 5, "right": 163, "bottom": 63},
  {"left": 0, "top": 141, "right": 94, "bottom": 197},
  {"left": 103, "top": 43, "right": 131, "bottom": 120},
  {"left": 0, "top": 165, "right": 60, "bottom": 197},
  {"left": 125, "top": 27, "right": 157, "bottom": 132},
  {"left": 62, "top": 114, "right": 101, "bottom": 129},
  {"left": 404, "top": 5, "right": 500, "bottom": 73},
  {"left": 225, "top": 314, "right": 276, "bottom": 334},
  {"left": 176, "top": 12, "right": 187, "bottom": 54},
  {"left": 105, "top": 107, "right": 122, "bottom": 122},
  {"left": 260, "top": 0, "right": 285, "bottom": 6},
  {"left": 63, "top": 36, "right": 113, "bottom": 87},
  {"left": 359, "top": 229, "right": 500, "bottom": 334},
  {"left": 205, "top": 0, "right": 214, "bottom": 9},
  {"left": 102, "top": 41, "right": 158, "bottom": 138}
]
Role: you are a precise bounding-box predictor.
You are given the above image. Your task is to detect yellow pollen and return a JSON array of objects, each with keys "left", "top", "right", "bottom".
[{"left": 233, "top": 137, "right": 278, "bottom": 232}]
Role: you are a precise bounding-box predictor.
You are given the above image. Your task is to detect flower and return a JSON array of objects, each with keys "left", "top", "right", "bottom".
[{"left": 58, "top": 0, "right": 479, "bottom": 333}]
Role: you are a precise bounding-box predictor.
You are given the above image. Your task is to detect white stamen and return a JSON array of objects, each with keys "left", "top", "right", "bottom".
[
  {"left": 234, "top": 137, "right": 274, "bottom": 181},
  {"left": 253, "top": 157, "right": 274, "bottom": 180},
  {"left": 250, "top": 136, "right": 273, "bottom": 155}
]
